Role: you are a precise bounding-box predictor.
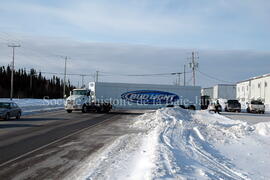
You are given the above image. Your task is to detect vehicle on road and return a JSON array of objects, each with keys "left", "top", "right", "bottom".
[
  {"left": 225, "top": 100, "right": 241, "bottom": 112},
  {"left": 247, "top": 100, "right": 265, "bottom": 114},
  {"left": 208, "top": 100, "right": 222, "bottom": 113},
  {"left": 0, "top": 102, "right": 22, "bottom": 120},
  {"left": 65, "top": 89, "right": 93, "bottom": 113},
  {"left": 65, "top": 82, "right": 201, "bottom": 113}
]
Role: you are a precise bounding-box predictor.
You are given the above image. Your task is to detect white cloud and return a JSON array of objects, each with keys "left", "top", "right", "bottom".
[{"left": 1, "top": 34, "right": 270, "bottom": 88}]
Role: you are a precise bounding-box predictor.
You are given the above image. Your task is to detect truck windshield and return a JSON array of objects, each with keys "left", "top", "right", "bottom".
[
  {"left": 251, "top": 101, "right": 263, "bottom": 105},
  {"left": 227, "top": 100, "right": 239, "bottom": 104},
  {"left": 72, "top": 90, "right": 88, "bottom": 95},
  {"left": 0, "top": 102, "right": 11, "bottom": 108}
]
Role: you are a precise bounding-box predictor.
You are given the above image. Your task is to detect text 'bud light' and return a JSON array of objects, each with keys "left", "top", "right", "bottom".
[{"left": 121, "top": 90, "right": 179, "bottom": 104}]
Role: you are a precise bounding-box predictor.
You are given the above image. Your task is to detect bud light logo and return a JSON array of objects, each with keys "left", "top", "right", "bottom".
[{"left": 121, "top": 90, "right": 179, "bottom": 104}]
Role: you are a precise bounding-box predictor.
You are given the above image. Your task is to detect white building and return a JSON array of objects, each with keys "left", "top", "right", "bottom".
[
  {"left": 213, "top": 84, "right": 236, "bottom": 100},
  {"left": 201, "top": 87, "right": 213, "bottom": 99},
  {"left": 237, "top": 74, "right": 270, "bottom": 108}
]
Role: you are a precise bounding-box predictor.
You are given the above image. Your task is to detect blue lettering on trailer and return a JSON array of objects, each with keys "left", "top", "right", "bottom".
[{"left": 121, "top": 90, "right": 179, "bottom": 104}]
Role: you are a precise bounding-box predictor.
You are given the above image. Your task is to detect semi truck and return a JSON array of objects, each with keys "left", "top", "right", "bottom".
[{"left": 64, "top": 82, "right": 201, "bottom": 113}]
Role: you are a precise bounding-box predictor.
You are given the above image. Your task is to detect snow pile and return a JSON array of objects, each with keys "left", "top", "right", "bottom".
[
  {"left": 0, "top": 98, "right": 64, "bottom": 115},
  {"left": 254, "top": 122, "right": 270, "bottom": 136},
  {"left": 265, "top": 104, "right": 270, "bottom": 113},
  {"left": 69, "top": 108, "right": 270, "bottom": 180}
]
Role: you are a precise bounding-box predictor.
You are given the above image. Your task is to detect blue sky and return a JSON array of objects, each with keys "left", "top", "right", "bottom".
[{"left": 0, "top": 0, "right": 270, "bottom": 87}]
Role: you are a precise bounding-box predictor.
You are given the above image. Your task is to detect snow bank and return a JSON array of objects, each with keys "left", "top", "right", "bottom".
[
  {"left": 0, "top": 98, "right": 64, "bottom": 115},
  {"left": 68, "top": 108, "right": 270, "bottom": 180}
]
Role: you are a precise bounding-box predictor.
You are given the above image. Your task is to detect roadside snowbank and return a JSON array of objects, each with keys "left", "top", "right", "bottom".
[
  {"left": 69, "top": 108, "right": 270, "bottom": 180},
  {"left": 0, "top": 98, "right": 64, "bottom": 115}
]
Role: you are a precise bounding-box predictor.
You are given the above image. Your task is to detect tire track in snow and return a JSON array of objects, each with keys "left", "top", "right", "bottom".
[{"left": 157, "top": 109, "right": 249, "bottom": 179}]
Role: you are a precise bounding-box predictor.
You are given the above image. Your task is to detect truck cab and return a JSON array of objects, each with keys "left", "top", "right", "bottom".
[
  {"left": 65, "top": 89, "right": 91, "bottom": 113},
  {"left": 225, "top": 100, "right": 241, "bottom": 112},
  {"left": 247, "top": 100, "right": 265, "bottom": 114}
]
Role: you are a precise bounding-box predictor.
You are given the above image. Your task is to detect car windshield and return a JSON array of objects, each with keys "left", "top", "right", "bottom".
[
  {"left": 72, "top": 90, "right": 87, "bottom": 95},
  {"left": 227, "top": 100, "right": 239, "bottom": 104},
  {"left": 251, "top": 101, "right": 263, "bottom": 105},
  {"left": 0, "top": 102, "right": 10, "bottom": 108}
]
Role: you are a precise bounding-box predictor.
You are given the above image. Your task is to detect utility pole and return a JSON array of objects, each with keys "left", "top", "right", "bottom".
[
  {"left": 80, "top": 75, "right": 86, "bottom": 88},
  {"left": 178, "top": 73, "right": 181, "bottom": 86},
  {"left": 8, "top": 44, "right": 21, "bottom": 100},
  {"left": 172, "top": 72, "right": 181, "bottom": 86},
  {"left": 63, "top": 56, "right": 67, "bottom": 98},
  {"left": 184, "top": 65, "right": 186, "bottom": 86},
  {"left": 189, "top": 51, "right": 199, "bottom": 86},
  {"left": 95, "top": 71, "right": 99, "bottom": 82}
]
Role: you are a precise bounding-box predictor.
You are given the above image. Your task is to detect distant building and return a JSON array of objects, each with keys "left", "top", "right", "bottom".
[
  {"left": 201, "top": 84, "right": 236, "bottom": 100},
  {"left": 236, "top": 74, "right": 270, "bottom": 106},
  {"left": 213, "top": 84, "right": 236, "bottom": 100},
  {"left": 201, "top": 87, "right": 213, "bottom": 99}
]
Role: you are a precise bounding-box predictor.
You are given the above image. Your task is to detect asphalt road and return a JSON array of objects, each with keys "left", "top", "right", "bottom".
[
  {"left": 0, "top": 109, "right": 145, "bottom": 180},
  {"left": 221, "top": 112, "right": 270, "bottom": 124}
]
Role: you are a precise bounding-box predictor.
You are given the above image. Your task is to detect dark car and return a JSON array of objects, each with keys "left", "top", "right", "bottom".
[
  {"left": 0, "top": 102, "right": 22, "bottom": 120},
  {"left": 225, "top": 100, "right": 241, "bottom": 112}
]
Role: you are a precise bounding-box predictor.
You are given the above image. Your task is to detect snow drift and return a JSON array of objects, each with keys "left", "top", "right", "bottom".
[
  {"left": 68, "top": 108, "right": 270, "bottom": 180},
  {"left": 0, "top": 98, "right": 64, "bottom": 115}
]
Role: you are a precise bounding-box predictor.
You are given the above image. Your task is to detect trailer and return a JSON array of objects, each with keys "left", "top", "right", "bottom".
[{"left": 65, "top": 82, "right": 201, "bottom": 113}]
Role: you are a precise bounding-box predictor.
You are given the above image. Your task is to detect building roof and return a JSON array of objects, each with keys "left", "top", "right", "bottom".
[
  {"left": 215, "top": 84, "right": 236, "bottom": 86},
  {"left": 202, "top": 87, "right": 213, "bottom": 90},
  {"left": 237, "top": 73, "right": 270, "bottom": 84}
]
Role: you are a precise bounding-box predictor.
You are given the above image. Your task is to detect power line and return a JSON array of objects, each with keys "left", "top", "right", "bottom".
[
  {"left": 197, "top": 69, "right": 234, "bottom": 84},
  {"left": 99, "top": 71, "right": 191, "bottom": 77},
  {"left": 40, "top": 71, "right": 95, "bottom": 77}
]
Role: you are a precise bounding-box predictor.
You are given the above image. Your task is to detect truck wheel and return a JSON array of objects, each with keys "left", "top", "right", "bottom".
[
  {"left": 179, "top": 105, "right": 186, "bottom": 109},
  {"left": 82, "top": 105, "right": 87, "bottom": 113},
  {"left": 247, "top": 108, "right": 250, "bottom": 113},
  {"left": 67, "top": 110, "right": 72, "bottom": 113},
  {"left": 188, "top": 105, "right": 196, "bottom": 110}
]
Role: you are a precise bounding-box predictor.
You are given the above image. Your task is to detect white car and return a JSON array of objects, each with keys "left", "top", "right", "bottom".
[
  {"left": 247, "top": 100, "right": 265, "bottom": 114},
  {"left": 208, "top": 102, "right": 222, "bottom": 112}
]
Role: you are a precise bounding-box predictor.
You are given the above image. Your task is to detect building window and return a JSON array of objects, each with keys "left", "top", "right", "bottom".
[
  {"left": 265, "top": 82, "right": 268, "bottom": 87},
  {"left": 246, "top": 86, "right": 248, "bottom": 91},
  {"left": 242, "top": 87, "right": 244, "bottom": 91},
  {"left": 258, "top": 83, "right": 261, "bottom": 88}
]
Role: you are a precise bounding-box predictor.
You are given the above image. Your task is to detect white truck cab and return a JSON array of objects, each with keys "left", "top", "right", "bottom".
[
  {"left": 65, "top": 89, "right": 91, "bottom": 113},
  {"left": 247, "top": 100, "right": 265, "bottom": 114}
]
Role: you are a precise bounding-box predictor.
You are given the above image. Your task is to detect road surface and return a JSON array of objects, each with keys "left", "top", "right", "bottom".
[
  {"left": 0, "top": 110, "right": 145, "bottom": 180},
  {"left": 221, "top": 112, "right": 270, "bottom": 124}
]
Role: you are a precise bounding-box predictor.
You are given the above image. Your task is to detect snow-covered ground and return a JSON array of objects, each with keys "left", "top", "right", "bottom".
[
  {"left": 0, "top": 98, "right": 64, "bottom": 115},
  {"left": 69, "top": 108, "right": 270, "bottom": 180}
]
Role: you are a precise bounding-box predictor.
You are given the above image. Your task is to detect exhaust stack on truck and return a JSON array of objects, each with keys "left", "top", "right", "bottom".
[{"left": 65, "top": 82, "right": 201, "bottom": 113}]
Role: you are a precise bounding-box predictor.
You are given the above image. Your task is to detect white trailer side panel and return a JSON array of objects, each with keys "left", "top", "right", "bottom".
[
  {"left": 213, "top": 84, "right": 236, "bottom": 100},
  {"left": 89, "top": 82, "right": 201, "bottom": 110}
]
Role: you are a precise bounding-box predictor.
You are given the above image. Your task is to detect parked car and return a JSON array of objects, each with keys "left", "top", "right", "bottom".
[
  {"left": 0, "top": 102, "right": 22, "bottom": 120},
  {"left": 225, "top": 100, "right": 241, "bottom": 112},
  {"left": 208, "top": 101, "right": 222, "bottom": 113},
  {"left": 247, "top": 100, "right": 265, "bottom": 114}
]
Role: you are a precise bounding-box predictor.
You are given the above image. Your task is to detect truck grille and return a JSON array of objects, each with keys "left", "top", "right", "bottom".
[{"left": 67, "top": 100, "right": 74, "bottom": 105}]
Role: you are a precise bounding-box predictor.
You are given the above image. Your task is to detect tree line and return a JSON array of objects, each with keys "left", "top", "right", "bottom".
[{"left": 0, "top": 66, "right": 75, "bottom": 99}]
